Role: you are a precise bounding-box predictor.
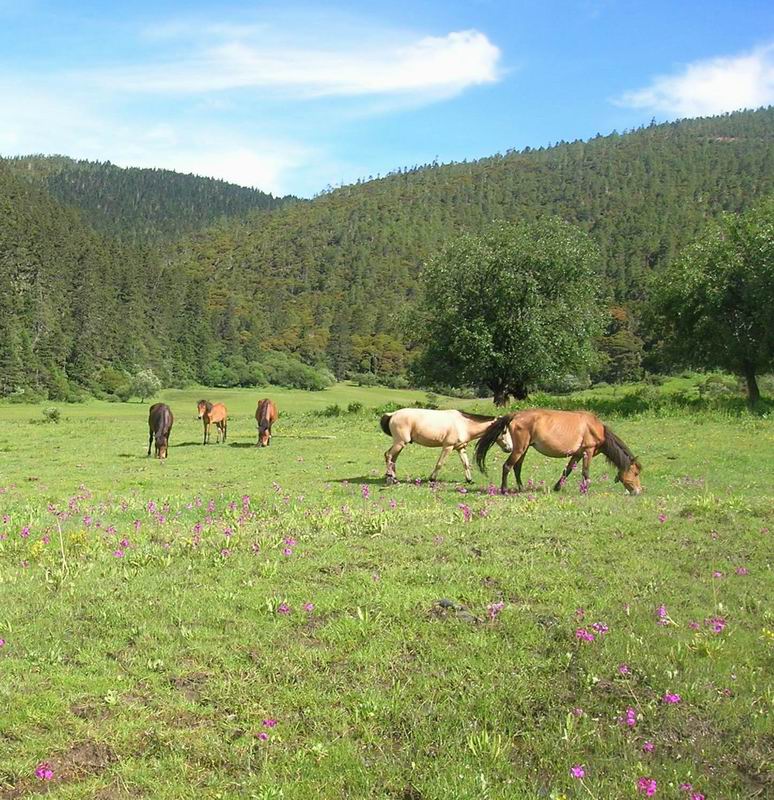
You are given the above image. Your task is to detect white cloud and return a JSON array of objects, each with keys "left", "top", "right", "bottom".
[
  {"left": 86, "top": 29, "right": 501, "bottom": 99},
  {"left": 617, "top": 44, "right": 774, "bottom": 117}
]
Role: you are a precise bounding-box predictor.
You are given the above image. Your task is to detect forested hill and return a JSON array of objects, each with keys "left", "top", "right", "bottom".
[
  {"left": 169, "top": 107, "right": 774, "bottom": 376},
  {"left": 1, "top": 108, "right": 772, "bottom": 399},
  {"left": 3, "top": 155, "right": 298, "bottom": 242}
]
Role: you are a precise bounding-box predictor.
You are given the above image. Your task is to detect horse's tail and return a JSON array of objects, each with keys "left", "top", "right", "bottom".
[
  {"left": 380, "top": 413, "right": 393, "bottom": 437},
  {"left": 475, "top": 414, "right": 513, "bottom": 473}
]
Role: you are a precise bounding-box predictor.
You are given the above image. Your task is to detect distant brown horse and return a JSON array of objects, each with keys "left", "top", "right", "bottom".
[
  {"left": 476, "top": 409, "right": 642, "bottom": 495},
  {"left": 256, "top": 398, "right": 278, "bottom": 447},
  {"left": 380, "top": 408, "right": 513, "bottom": 483},
  {"left": 197, "top": 400, "right": 228, "bottom": 445},
  {"left": 148, "top": 403, "right": 173, "bottom": 459}
]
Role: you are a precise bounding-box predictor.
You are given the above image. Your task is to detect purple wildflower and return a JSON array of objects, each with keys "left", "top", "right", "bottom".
[
  {"left": 570, "top": 765, "right": 585, "bottom": 779},
  {"left": 735, "top": 566, "right": 749, "bottom": 575},
  {"left": 487, "top": 601, "right": 505, "bottom": 621},
  {"left": 113, "top": 549, "right": 124, "bottom": 558},
  {"left": 303, "top": 603, "right": 314, "bottom": 612},
  {"left": 277, "top": 603, "right": 291, "bottom": 615},
  {"left": 662, "top": 693, "right": 681, "bottom": 704},
  {"left": 637, "top": 777, "right": 657, "bottom": 796},
  {"left": 361, "top": 484, "right": 370, "bottom": 499},
  {"left": 283, "top": 547, "right": 293, "bottom": 556},
  {"left": 620, "top": 707, "right": 637, "bottom": 727},
  {"left": 575, "top": 628, "right": 595, "bottom": 642},
  {"left": 257, "top": 731, "right": 269, "bottom": 741},
  {"left": 642, "top": 741, "right": 655, "bottom": 753},
  {"left": 263, "top": 718, "right": 278, "bottom": 728},
  {"left": 458, "top": 503, "right": 472, "bottom": 522},
  {"left": 20, "top": 526, "right": 30, "bottom": 538},
  {"left": 35, "top": 763, "right": 54, "bottom": 781},
  {"left": 618, "top": 663, "right": 631, "bottom": 675}
]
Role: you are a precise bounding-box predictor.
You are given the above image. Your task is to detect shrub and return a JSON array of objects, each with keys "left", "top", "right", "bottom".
[
  {"left": 260, "top": 352, "right": 334, "bottom": 391},
  {"left": 41, "top": 407, "right": 61, "bottom": 423},
  {"left": 347, "top": 402, "right": 364, "bottom": 414}
]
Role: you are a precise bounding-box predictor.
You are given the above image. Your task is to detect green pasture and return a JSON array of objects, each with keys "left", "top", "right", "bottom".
[{"left": 0, "top": 384, "right": 771, "bottom": 799}]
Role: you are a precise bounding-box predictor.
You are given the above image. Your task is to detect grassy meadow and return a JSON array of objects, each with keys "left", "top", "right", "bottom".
[{"left": 0, "top": 383, "right": 771, "bottom": 799}]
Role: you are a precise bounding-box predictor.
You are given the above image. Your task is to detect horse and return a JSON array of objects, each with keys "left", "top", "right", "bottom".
[
  {"left": 148, "top": 403, "right": 173, "bottom": 459},
  {"left": 197, "top": 400, "right": 228, "bottom": 445},
  {"left": 475, "top": 409, "right": 642, "bottom": 495},
  {"left": 256, "top": 398, "right": 278, "bottom": 447},
  {"left": 380, "top": 408, "right": 513, "bottom": 484}
]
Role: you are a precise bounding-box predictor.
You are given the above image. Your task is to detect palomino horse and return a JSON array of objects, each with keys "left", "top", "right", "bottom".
[
  {"left": 148, "top": 403, "right": 173, "bottom": 459},
  {"left": 197, "top": 400, "right": 228, "bottom": 445},
  {"left": 476, "top": 409, "right": 642, "bottom": 495},
  {"left": 380, "top": 408, "right": 513, "bottom": 484},
  {"left": 256, "top": 398, "right": 278, "bottom": 447}
]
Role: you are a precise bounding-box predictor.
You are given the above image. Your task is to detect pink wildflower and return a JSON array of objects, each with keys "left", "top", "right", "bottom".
[
  {"left": 570, "top": 765, "right": 585, "bottom": 779},
  {"left": 220, "top": 548, "right": 231, "bottom": 558},
  {"left": 679, "top": 784, "right": 693, "bottom": 792},
  {"left": 263, "top": 718, "right": 278, "bottom": 728},
  {"left": 388, "top": 499, "right": 397, "bottom": 509},
  {"left": 361, "top": 484, "right": 370, "bottom": 499},
  {"left": 575, "top": 628, "right": 595, "bottom": 642},
  {"left": 618, "top": 663, "right": 631, "bottom": 675},
  {"left": 642, "top": 740, "right": 655, "bottom": 753},
  {"left": 487, "top": 601, "right": 505, "bottom": 621},
  {"left": 458, "top": 503, "right": 472, "bottom": 522},
  {"left": 662, "top": 693, "right": 681, "bottom": 704},
  {"left": 277, "top": 603, "right": 291, "bottom": 615},
  {"left": 657, "top": 513, "right": 666, "bottom": 524},
  {"left": 707, "top": 616, "right": 726, "bottom": 634},
  {"left": 35, "top": 763, "right": 54, "bottom": 781},
  {"left": 0, "top": 638, "right": 5, "bottom": 647},
  {"left": 712, "top": 570, "right": 723, "bottom": 578},
  {"left": 637, "top": 777, "right": 657, "bottom": 796},
  {"left": 113, "top": 549, "right": 124, "bottom": 558},
  {"left": 591, "top": 621, "right": 609, "bottom": 635},
  {"left": 303, "top": 603, "right": 314, "bottom": 612},
  {"left": 620, "top": 707, "right": 637, "bottom": 727},
  {"left": 571, "top": 707, "right": 584, "bottom": 717},
  {"left": 20, "top": 526, "right": 30, "bottom": 538},
  {"left": 257, "top": 731, "right": 269, "bottom": 741},
  {"left": 283, "top": 547, "right": 293, "bottom": 556},
  {"left": 735, "top": 566, "right": 749, "bottom": 575}
]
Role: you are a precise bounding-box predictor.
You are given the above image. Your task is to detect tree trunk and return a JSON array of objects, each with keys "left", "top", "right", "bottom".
[{"left": 743, "top": 366, "right": 760, "bottom": 408}]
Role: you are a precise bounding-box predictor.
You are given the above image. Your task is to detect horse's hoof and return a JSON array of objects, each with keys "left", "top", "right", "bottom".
[{"left": 466, "top": 479, "right": 474, "bottom": 484}]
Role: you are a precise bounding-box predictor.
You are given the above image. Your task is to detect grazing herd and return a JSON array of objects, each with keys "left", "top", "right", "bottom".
[
  {"left": 148, "top": 396, "right": 642, "bottom": 494},
  {"left": 147, "top": 398, "right": 278, "bottom": 458}
]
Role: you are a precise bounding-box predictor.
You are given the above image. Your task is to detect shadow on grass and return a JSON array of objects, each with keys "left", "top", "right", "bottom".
[{"left": 229, "top": 442, "right": 258, "bottom": 449}]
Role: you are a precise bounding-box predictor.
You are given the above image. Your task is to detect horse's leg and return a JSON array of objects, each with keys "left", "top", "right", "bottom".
[
  {"left": 513, "top": 452, "right": 528, "bottom": 491},
  {"left": 502, "top": 429, "right": 530, "bottom": 493},
  {"left": 554, "top": 454, "right": 581, "bottom": 491},
  {"left": 223, "top": 420, "right": 227, "bottom": 443},
  {"left": 385, "top": 442, "right": 405, "bottom": 483},
  {"left": 456, "top": 447, "right": 474, "bottom": 483},
  {"left": 429, "top": 446, "right": 453, "bottom": 482},
  {"left": 148, "top": 429, "right": 153, "bottom": 457},
  {"left": 581, "top": 449, "right": 592, "bottom": 481}
]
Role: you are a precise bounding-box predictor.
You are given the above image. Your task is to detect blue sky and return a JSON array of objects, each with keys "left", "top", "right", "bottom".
[{"left": 1, "top": 1, "right": 772, "bottom": 196}]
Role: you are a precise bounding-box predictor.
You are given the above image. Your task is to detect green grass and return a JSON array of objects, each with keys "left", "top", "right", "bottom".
[{"left": 0, "top": 385, "right": 772, "bottom": 799}]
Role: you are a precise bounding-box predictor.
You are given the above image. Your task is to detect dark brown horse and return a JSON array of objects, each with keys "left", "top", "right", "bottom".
[
  {"left": 148, "top": 403, "right": 173, "bottom": 459},
  {"left": 476, "top": 409, "right": 642, "bottom": 494},
  {"left": 197, "top": 400, "right": 228, "bottom": 445},
  {"left": 256, "top": 398, "right": 278, "bottom": 447}
]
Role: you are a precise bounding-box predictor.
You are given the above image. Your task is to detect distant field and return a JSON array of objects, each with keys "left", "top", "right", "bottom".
[{"left": 0, "top": 385, "right": 771, "bottom": 799}]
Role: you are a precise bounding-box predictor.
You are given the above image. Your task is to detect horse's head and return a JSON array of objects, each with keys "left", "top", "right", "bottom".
[
  {"left": 197, "top": 400, "right": 209, "bottom": 419},
  {"left": 258, "top": 424, "right": 271, "bottom": 447},
  {"left": 155, "top": 435, "right": 169, "bottom": 459},
  {"left": 616, "top": 459, "right": 642, "bottom": 495},
  {"left": 495, "top": 427, "right": 513, "bottom": 453}
]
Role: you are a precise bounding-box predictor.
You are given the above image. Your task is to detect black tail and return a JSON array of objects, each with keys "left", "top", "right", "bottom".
[
  {"left": 475, "top": 414, "right": 513, "bottom": 473},
  {"left": 380, "top": 413, "right": 393, "bottom": 436}
]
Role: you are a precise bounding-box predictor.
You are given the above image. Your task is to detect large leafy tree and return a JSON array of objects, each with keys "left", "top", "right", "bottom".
[
  {"left": 652, "top": 199, "right": 774, "bottom": 407},
  {"left": 413, "top": 218, "right": 605, "bottom": 404}
]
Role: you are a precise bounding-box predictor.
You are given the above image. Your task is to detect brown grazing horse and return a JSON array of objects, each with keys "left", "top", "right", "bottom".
[
  {"left": 380, "top": 408, "right": 513, "bottom": 483},
  {"left": 197, "top": 400, "right": 228, "bottom": 445},
  {"left": 148, "top": 403, "right": 173, "bottom": 459},
  {"left": 256, "top": 398, "right": 278, "bottom": 446},
  {"left": 476, "top": 409, "right": 642, "bottom": 495}
]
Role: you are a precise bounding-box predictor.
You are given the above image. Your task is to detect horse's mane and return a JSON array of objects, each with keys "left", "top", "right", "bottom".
[
  {"left": 198, "top": 400, "right": 213, "bottom": 413},
  {"left": 600, "top": 426, "right": 640, "bottom": 472},
  {"left": 459, "top": 411, "right": 496, "bottom": 422}
]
